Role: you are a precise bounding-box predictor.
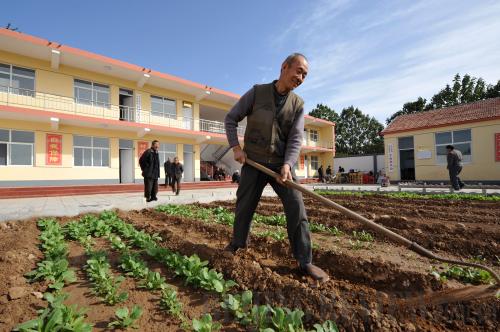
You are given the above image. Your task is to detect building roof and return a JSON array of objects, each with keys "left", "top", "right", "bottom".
[{"left": 381, "top": 97, "right": 500, "bottom": 135}]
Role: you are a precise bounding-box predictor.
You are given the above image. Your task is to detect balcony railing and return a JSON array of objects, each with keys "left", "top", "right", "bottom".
[
  {"left": 199, "top": 118, "right": 245, "bottom": 136},
  {"left": 0, "top": 85, "right": 242, "bottom": 135},
  {"left": 302, "top": 138, "right": 335, "bottom": 150}
]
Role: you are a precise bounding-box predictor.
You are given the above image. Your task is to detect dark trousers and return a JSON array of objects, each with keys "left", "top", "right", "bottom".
[
  {"left": 144, "top": 177, "right": 158, "bottom": 199},
  {"left": 231, "top": 163, "right": 312, "bottom": 267},
  {"left": 171, "top": 177, "right": 181, "bottom": 194},
  {"left": 165, "top": 173, "right": 172, "bottom": 186},
  {"left": 449, "top": 166, "right": 464, "bottom": 190}
]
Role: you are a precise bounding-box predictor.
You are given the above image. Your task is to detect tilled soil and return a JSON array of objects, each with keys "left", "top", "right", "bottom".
[{"left": 0, "top": 194, "right": 498, "bottom": 331}]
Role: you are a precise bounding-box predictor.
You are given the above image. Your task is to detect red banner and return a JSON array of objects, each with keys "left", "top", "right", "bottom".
[
  {"left": 299, "top": 155, "right": 305, "bottom": 170},
  {"left": 138, "top": 141, "right": 149, "bottom": 161},
  {"left": 495, "top": 133, "right": 500, "bottom": 162},
  {"left": 46, "top": 134, "right": 62, "bottom": 165}
]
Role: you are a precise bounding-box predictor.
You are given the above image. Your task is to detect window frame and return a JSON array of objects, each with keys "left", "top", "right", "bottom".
[
  {"left": 73, "top": 79, "right": 111, "bottom": 108},
  {"left": 151, "top": 95, "right": 177, "bottom": 119},
  {"left": 309, "top": 129, "right": 319, "bottom": 142},
  {"left": 0, "top": 63, "right": 36, "bottom": 97},
  {"left": 73, "top": 135, "right": 110, "bottom": 167},
  {"left": 0, "top": 129, "right": 35, "bottom": 167},
  {"left": 310, "top": 155, "right": 319, "bottom": 170},
  {"left": 434, "top": 129, "right": 472, "bottom": 165},
  {"left": 158, "top": 142, "right": 177, "bottom": 166}
]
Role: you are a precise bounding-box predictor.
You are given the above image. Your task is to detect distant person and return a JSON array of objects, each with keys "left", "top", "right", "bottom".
[
  {"left": 139, "top": 140, "right": 160, "bottom": 202},
  {"left": 325, "top": 165, "right": 332, "bottom": 182},
  {"left": 164, "top": 157, "right": 172, "bottom": 187},
  {"left": 446, "top": 145, "right": 465, "bottom": 190},
  {"left": 232, "top": 170, "right": 240, "bottom": 183},
  {"left": 318, "top": 165, "right": 324, "bottom": 182},
  {"left": 338, "top": 166, "right": 345, "bottom": 173},
  {"left": 171, "top": 157, "right": 184, "bottom": 195}
]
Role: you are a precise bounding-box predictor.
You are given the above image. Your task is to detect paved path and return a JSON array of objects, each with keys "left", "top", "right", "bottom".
[
  {"left": 1, "top": 184, "right": 498, "bottom": 223},
  {"left": 0, "top": 187, "right": 277, "bottom": 222}
]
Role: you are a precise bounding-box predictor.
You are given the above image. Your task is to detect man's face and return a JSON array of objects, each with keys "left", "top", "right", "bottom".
[
  {"left": 280, "top": 56, "right": 309, "bottom": 91},
  {"left": 174, "top": 157, "right": 178, "bottom": 163},
  {"left": 152, "top": 142, "right": 159, "bottom": 151}
]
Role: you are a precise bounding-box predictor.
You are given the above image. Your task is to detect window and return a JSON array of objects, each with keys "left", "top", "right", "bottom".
[
  {"left": 435, "top": 129, "right": 471, "bottom": 164},
  {"left": 158, "top": 143, "right": 177, "bottom": 165},
  {"left": 74, "top": 79, "right": 110, "bottom": 108},
  {"left": 151, "top": 96, "right": 176, "bottom": 119},
  {"left": 0, "top": 63, "right": 35, "bottom": 96},
  {"left": 73, "top": 135, "right": 109, "bottom": 166},
  {"left": 0, "top": 129, "right": 35, "bottom": 166},
  {"left": 311, "top": 155, "right": 319, "bottom": 170},
  {"left": 309, "top": 129, "right": 319, "bottom": 142}
]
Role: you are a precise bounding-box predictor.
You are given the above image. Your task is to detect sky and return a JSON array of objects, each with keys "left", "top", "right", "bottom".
[{"left": 2, "top": 0, "right": 500, "bottom": 124}]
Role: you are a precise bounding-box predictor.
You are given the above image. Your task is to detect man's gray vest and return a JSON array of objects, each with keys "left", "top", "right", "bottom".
[{"left": 243, "top": 83, "right": 304, "bottom": 164}]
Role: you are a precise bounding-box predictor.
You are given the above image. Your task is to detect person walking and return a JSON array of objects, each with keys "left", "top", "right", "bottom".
[
  {"left": 139, "top": 140, "right": 160, "bottom": 202},
  {"left": 171, "top": 157, "right": 183, "bottom": 195},
  {"left": 446, "top": 145, "right": 465, "bottom": 190},
  {"left": 232, "top": 170, "right": 240, "bottom": 183},
  {"left": 224, "top": 53, "right": 329, "bottom": 282},
  {"left": 164, "top": 157, "right": 172, "bottom": 187},
  {"left": 325, "top": 165, "right": 332, "bottom": 182},
  {"left": 318, "top": 165, "right": 324, "bottom": 183}
]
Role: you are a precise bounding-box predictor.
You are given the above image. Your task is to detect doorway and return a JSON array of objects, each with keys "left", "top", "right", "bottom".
[
  {"left": 119, "top": 88, "right": 134, "bottom": 121},
  {"left": 119, "top": 139, "right": 134, "bottom": 183},
  {"left": 183, "top": 144, "right": 194, "bottom": 182},
  {"left": 398, "top": 136, "right": 415, "bottom": 181},
  {"left": 182, "top": 101, "right": 193, "bottom": 130}
]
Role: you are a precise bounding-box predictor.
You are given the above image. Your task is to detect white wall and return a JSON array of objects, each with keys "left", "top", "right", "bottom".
[{"left": 334, "top": 155, "right": 384, "bottom": 173}]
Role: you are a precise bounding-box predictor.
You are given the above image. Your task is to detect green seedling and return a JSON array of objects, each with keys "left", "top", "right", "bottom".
[
  {"left": 25, "top": 259, "right": 76, "bottom": 291},
  {"left": 159, "top": 284, "right": 183, "bottom": 319},
  {"left": 14, "top": 293, "right": 92, "bottom": 332},
  {"left": 192, "top": 314, "right": 221, "bottom": 332},
  {"left": 138, "top": 270, "right": 165, "bottom": 290},
  {"left": 108, "top": 305, "right": 143, "bottom": 330},
  {"left": 119, "top": 253, "right": 149, "bottom": 279},
  {"left": 313, "top": 320, "right": 340, "bottom": 332},
  {"left": 352, "top": 230, "right": 374, "bottom": 242}
]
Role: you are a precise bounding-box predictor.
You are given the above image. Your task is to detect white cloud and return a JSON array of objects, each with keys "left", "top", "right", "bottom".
[{"left": 276, "top": 0, "right": 500, "bottom": 124}]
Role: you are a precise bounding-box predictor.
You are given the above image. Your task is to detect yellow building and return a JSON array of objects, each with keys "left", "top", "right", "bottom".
[
  {"left": 381, "top": 97, "right": 500, "bottom": 183},
  {"left": 0, "top": 29, "right": 334, "bottom": 186}
]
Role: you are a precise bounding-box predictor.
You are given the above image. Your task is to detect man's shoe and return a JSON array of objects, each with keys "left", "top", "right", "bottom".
[
  {"left": 152, "top": 197, "right": 158, "bottom": 201},
  {"left": 460, "top": 183, "right": 465, "bottom": 189},
  {"left": 146, "top": 198, "right": 152, "bottom": 202},
  {"left": 224, "top": 243, "right": 241, "bottom": 254},
  {"left": 300, "top": 263, "right": 330, "bottom": 282}
]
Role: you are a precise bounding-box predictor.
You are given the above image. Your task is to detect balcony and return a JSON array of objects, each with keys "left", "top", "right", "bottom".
[
  {"left": 302, "top": 138, "right": 335, "bottom": 151},
  {"left": 0, "top": 85, "right": 244, "bottom": 136}
]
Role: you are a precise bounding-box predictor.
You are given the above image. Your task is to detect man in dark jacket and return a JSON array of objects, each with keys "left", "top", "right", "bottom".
[
  {"left": 139, "top": 140, "right": 160, "bottom": 202},
  {"left": 224, "top": 53, "right": 329, "bottom": 282},
  {"left": 171, "top": 157, "right": 183, "bottom": 195},
  {"left": 446, "top": 144, "right": 465, "bottom": 190},
  {"left": 318, "top": 165, "right": 324, "bottom": 183},
  {"left": 164, "top": 157, "right": 172, "bottom": 187}
]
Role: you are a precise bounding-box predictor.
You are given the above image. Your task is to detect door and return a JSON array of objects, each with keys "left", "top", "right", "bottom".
[
  {"left": 183, "top": 144, "right": 194, "bottom": 182},
  {"left": 182, "top": 101, "right": 193, "bottom": 130},
  {"left": 119, "top": 88, "right": 134, "bottom": 121},
  {"left": 119, "top": 139, "right": 134, "bottom": 183},
  {"left": 398, "top": 136, "right": 415, "bottom": 181}
]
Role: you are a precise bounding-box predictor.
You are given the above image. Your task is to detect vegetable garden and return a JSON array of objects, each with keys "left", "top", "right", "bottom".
[{"left": 0, "top": 192, "right": 498, "bottom": 331}]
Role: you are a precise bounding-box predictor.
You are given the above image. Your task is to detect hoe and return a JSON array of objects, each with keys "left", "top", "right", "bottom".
[{"left": 246, "top": 159, "right": 500, "bottom": 306}]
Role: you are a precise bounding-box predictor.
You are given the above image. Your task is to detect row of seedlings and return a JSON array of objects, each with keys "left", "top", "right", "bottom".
[
  {"left": 95, "top": 211, "right": 339, "bottom": 331},
  {"left": 67, "top": 214, "right": 187, "bottom": 328},
  {"left": 65, "top": 217, "right": 142, "bottom": 329},
  {"left": 15, "top": 218, "right": 92, "bottom": 331}
]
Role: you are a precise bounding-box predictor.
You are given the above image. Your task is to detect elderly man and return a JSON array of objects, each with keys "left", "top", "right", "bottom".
[
  {"left": 446, "top": 144, "right": 465, "bottom": 190},
  {"left": 224, "top": 53, "right": 329, "bottom": 282}
]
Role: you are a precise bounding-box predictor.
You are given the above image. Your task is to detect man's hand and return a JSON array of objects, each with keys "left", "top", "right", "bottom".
[
  {"left": 232, "top": 145, "right": 246, "bottom": 164},
  {"left": 277, "top": 164, "right": 293, "bottom": 185}
]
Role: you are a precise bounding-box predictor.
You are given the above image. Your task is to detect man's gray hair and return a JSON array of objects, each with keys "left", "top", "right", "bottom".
[{"left": 283, "top": 53, "right": 307, "bottom": 66}]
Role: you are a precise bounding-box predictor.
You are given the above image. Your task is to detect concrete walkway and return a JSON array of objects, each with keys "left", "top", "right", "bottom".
[
  {"left": 0, "top": 187, "right": 277, "bottom": 222},
  {"left": 1, "top": 183, "right": 498, "bottom": 223}
]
